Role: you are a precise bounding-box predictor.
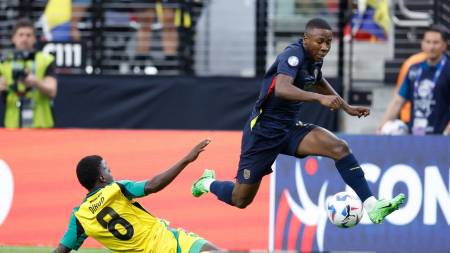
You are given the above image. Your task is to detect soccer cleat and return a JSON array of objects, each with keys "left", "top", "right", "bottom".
[
  {"left": 191, "top": 169, "right": 216, "bottom": 197},
  {"left": 368, "top": 193, "right": 406, "bottom": 224}
]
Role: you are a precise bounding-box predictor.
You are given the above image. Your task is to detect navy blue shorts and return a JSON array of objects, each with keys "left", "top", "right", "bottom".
[{"left": 236, "top": 119, "right": 316, "bottom": 184}]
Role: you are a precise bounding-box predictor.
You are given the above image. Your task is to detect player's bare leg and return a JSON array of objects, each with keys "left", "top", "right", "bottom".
[
  {"left": 296, "top": 127, "right": 405, "bottom": 224},
  {"left": 135, "top": 8, "right": 154, "bottom": 55},
  {"left": 161, "top": 8, "right": 178, "bottom": 56},
  {"left": 296, "top": 127, "right": 350, "bottom": 160},
  {"left": 231, "top": 181, "right": 261, "bottom": 208}
]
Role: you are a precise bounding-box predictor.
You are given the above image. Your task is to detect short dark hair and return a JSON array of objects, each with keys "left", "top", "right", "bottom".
[
  {"left": 76, "top": 155, "right": 103, "bottom": 190},
  {"left": 12, "top": 18, "right": 35, "bottom": 36},
  {"left": 425, "top": 24, "right": 448, "bottom": 42},
  {"left": 305, "top": 18, "right": 332, "bottom": 32}
]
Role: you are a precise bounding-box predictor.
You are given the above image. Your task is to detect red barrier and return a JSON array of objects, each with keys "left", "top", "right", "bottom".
[{"left": 0, "top": 129, "right": 269, "bottom": 250}]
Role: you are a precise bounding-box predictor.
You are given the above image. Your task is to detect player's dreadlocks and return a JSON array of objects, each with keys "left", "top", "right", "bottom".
[{"left": 76, "top": 155, "right": 103, "bottom": 190}]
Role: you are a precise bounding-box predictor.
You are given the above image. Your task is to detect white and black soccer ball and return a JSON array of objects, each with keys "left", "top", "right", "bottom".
[
  {"left": 326, "top": 192, "right": 364, "bottom": 228},
  {"left": 381, "top": 119, "right": 409, "bottom": 135}
]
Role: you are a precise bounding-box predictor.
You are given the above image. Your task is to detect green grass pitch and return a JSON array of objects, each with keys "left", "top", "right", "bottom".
[{"left": 0, "top": 246, "right": 109, "bottom": 253}]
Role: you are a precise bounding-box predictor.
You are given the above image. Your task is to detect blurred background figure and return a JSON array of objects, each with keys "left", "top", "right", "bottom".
[
  {"left": 378, "top": 25, "right": 450, "bottom": 135},
  {"left": 134, "top": 0, "right": 179, "bottom": 59},
  {"left": 394, "top": 51, "right": 427, "bottom": 124},
  {"left": 0, "top": 18, "right": 57, "bottom": 129},
  {"left": 70, "top": 0, "right": 190, "bottom": 74}
]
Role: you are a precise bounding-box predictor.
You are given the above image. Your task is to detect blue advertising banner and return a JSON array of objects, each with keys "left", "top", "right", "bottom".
[{"left": 269, "top": 136, "right": 450, "bottom": 253}]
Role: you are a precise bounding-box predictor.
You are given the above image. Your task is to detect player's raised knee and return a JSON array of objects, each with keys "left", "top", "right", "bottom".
[{"left": 331, "top": 139, "right": 350, "bottom": 159}]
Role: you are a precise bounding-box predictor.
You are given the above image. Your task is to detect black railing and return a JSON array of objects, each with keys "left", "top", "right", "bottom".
[
  {"left": 435, "top": 0, "right": 450, "bottom": 33},
  {"left": 0, "top": 0, "right": 203, "bottom": 75},
  {"left": 255, "top": 0, "right": 268, "bottom": 76}
]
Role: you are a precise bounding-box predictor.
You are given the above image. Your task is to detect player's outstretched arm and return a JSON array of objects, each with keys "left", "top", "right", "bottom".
[
  {"left": 52, "top": 244, "right": 72, "bottom": 253},
  {"left": 275, "top": 74, "right": 323, "bottom": 102},
  {"left": 275, "top": 74, "right": 343, "bottom": 110},
  {"left": 343, "top": 104, "right": 370, "bottom": 118},
  {"left": 316, "top": 77, "right": 370, "bottom": 117},
  {"left": 144, "top": 139, "right": 211, "bottom": 195}
]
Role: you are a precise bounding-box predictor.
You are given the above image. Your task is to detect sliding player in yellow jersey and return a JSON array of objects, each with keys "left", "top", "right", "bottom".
[{"left": 53, "top": 139, "right": 219, "bottom": 253}]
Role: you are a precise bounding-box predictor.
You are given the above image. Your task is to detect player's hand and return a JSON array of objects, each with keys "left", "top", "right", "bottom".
[
  {"left": 344, "top": 105, "right": 370, "bottom": 118},
  {"left": 319, "top": 95, "right": 344, "bottom": 111},
  {"left": 23, "top": 73, "right": 39, "bottom": 88},
  {"left": 183, "top": 138, "right": 211, "bottom": 163}
]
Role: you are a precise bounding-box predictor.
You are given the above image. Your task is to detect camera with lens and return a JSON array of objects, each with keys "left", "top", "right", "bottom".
[
  {"left": 12, "top": 50, "right": 35, "bottom": 80},
  {"left": 8, "top": 50, "right": 35, "bottom": 94},
  {"left": 12, "top": 67, "right": 28, "bottom": 81}
]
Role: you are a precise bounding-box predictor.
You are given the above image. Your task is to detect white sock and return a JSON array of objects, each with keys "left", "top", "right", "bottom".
[
  {"left": 363, "top": 196, "right": 377, "bottom": 212},
  {"left": 203, "top": 178, "right": 215, "bottom": 191}
]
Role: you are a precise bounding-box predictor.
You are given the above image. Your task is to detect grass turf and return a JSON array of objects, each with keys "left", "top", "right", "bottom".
[{"left": 0, "top": 246, "right": 109, "bottom": 252}]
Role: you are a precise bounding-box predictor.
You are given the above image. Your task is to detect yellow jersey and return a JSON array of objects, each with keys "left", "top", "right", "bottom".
[{"left": 59, "top": 180, "right": 206, "bottom": 253}]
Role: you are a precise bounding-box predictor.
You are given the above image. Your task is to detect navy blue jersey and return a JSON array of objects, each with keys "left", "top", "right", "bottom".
[
  {"left": 250, "top": 40, "right": 323, "bottom": 127},
  {"left": 398, "top": 55, "right": 450, "bottom": 134},
  {"left": 237, "top": 39, "right": 321, "bottom": 184}
]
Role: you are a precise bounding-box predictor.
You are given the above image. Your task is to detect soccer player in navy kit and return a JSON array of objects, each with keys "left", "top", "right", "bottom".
[{"left": 192, "top": 18, "right": 405, "bottom": 224}]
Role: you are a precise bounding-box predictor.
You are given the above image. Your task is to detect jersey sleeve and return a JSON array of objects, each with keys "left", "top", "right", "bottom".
[
  {"left": 398, "top": 68, "right": 412, "bottom": 100},
  {"left": 116, "top": 180, "right": 147, "bottom": 199},
  {"left": 60, "top": 208, "right": 87, "bottom": 250},
  {"left": 44, "top": 61, "right": 56, "bottom": 77},
  {"left": 276, "top": 47, "right": 303, "bottom": 79}
]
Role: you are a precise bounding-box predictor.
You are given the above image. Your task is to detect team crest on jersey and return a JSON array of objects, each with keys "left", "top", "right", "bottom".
[
  {"left": 243, "top": 169, "right": 251, "bottom": 180},
  {"left": 288, "top": 56, "right": 299, "bottom": 67}
]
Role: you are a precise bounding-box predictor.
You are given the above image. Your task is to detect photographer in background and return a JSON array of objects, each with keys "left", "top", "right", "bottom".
[{"left": 0, "top": 18, "right": 57, "bottom": 128}]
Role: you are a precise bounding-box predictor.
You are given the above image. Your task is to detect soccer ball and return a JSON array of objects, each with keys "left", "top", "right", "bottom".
[
  {"left": 326, "top": 191, "right": 363, "bottom": 228},
  {"left": 381, "top": 119, "right": 409, "bottom": 135}
]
